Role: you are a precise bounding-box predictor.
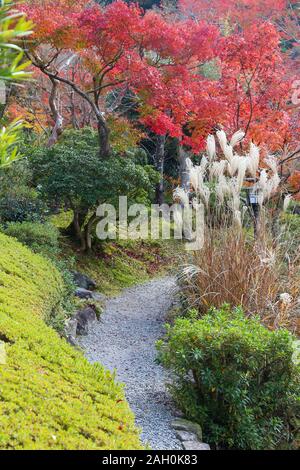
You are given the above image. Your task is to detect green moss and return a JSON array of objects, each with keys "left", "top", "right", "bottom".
[
  {"left": 50, "top": 210, "right": 74, "bottom": 230},
  {"left": 0, "top": 233, "right": 142, "bottom": 450},
  {"left": 74, "top": 249, "right": 149, "bottom": 296},
  {"left": 70, "top": 238, "right": 182, "bottom": 296}
]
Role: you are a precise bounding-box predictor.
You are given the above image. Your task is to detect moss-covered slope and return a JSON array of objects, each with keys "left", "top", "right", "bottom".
[{"left": 0, "top": 233, "right": 142, "bottom": 449}]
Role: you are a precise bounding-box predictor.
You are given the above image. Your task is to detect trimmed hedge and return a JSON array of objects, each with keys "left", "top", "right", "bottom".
[
  {"left": 0, "top": 233, "right": 142, "bottom": 449},
  {"left": 1, "top": 221, "right": 60, "bottom": 258}
]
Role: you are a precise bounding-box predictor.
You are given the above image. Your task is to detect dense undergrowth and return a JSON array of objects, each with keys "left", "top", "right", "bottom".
[{"left": 0, "top": 233, "right": 142, "bottom": 449}]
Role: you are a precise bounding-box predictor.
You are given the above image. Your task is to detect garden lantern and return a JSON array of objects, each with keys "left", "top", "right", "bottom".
[{"left": 246, "top": 184, "right": 261, "bottom": 237}]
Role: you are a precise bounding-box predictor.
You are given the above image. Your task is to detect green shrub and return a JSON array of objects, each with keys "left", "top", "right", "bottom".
[
  {"left": 0, "top": 233, "right": 142, "bottom": 449},
  {"left": 28, "top": 128, "right": 159, "bottom": 249},
  {"left": 1, "top": 221, "right": 60, "bottom": 258},
  {"left": 0, "top": 188, "right": 47, "bottom": 224},
  {"left": 157, "top": 305, "right": 300, "bottom": 450},
  {"left": 0, "top": 161, "right": 47, "bottom": 224}
]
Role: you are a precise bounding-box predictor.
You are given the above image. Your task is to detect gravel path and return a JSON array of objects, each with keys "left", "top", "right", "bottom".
[{"left": 77, "top": 276, "right": 182, "bottom": 450}]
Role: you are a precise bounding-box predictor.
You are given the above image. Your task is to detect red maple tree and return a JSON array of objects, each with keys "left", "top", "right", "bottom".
[{"left": 21, "top": 0, "right": 220, "bottom": 155}]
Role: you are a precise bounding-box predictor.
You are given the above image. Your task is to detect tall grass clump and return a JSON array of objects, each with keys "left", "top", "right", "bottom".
[
  {"left": 176, "top": 130, "right": 300, "bottom": 333},
  {"left": 179, "top": 220, "right": 300, "bottom": 332}
]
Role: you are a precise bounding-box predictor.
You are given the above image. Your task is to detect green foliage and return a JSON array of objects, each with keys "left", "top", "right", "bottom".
[
  {"left": 1, "top": 221, "right": 60, "bottom": 258},
  {"left": 0, "top": 159, "right": 47, "bottom": 223},
  {"left": 0, "top": 233, "right": 142, "bottom": 449},
  {"left": 0, "top": 0, "right": 32, "bottom": 82},
  {"left": 0, "top": 218, "right": 75, "bottom": 331},
  {"left": 0, "top": 120, "right": 23, "bottom": 167},
  {"left": 27, "top": 128, "right": 160, "bottom": 249},
  {"left": 280, "top": 212, "right": 300, "bottom": 257},
  {"left": 157, "top": 305, "right": 300, "bottom": 450},
  {"left": 0, "top": 0, "right": 32, "bottom": 168},
  {"left": 50, "top": 210, "right": 74, "bottom": 229},
  {"left": 29, "top": 128, "right": 159, "bottom": 210},
  {"left": 0, "top": 162, "right": 76, "bottom": 332}
]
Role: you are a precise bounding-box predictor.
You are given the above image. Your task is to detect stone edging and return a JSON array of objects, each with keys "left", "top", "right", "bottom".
[{"left": 171, "top": 418, "right": 210, "bottom": 450}]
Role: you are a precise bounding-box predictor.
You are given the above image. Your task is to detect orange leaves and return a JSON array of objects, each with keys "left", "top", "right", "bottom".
[
  {"left": 216, "top": 22, "right": 296, "bottom": 148},
  {"left": 288, "top": 171, "right": 300, "bottom": 197},
  {"left": 18, "top": 0, "right": 299, "bottom": 156},
  {"left": 21, "top": 0, "right": 86, "bottom": 47},
  {"left": 179, "top": 0, "right": 286, "bottom": 27},
  {"left": 108, "top": 116, "right": 145, "bottom": 153}
]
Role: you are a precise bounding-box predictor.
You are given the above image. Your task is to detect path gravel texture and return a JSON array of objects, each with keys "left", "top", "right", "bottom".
[{"left": 77, "top": 276, "right": 183, "bottom": 450}]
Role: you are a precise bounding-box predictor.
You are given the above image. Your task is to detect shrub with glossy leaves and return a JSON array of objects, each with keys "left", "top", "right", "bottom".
[
  {"left": 0, "top": 233, "right": 142, "bottom": 449},
  {"left": 0, "top": 0, "right": 32, "bottom": 168},
  {"left": 0, "top": 192, "right": 47, "bottom": 224},
  {"left": 157, "top": 305, "right": 300, "bottom": 450}
]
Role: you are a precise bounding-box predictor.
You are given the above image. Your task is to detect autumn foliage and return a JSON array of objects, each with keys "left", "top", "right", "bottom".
[
  {"left": 179, "top": 0, "right": 286, "bottom": 26},
  {"left": 11, "top": 0, "right": 298, "bottom": 177}
]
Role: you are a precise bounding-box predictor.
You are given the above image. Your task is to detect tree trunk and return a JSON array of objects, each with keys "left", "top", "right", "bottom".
[
  {"left": 84, "top": 213, "right": 99, "bottom": 251},
  {"left": 70, "top": 89, "right": 79, "bottom": 129},
  {"left": 178, "top": 143, "right": 191, "bottom": 190},
  {"left": 26, "top": 53, "right": 112, "bottom": 158},
  {"left": 64, "top": 207, "right": 88, "bottom": 249},
  {"left": 154, "top": 134, "right": 166, "bottom": 205},
  {"left": 97, "top": 117, "right": 111, "bottom": 158},
  {"left": 72, "top": 209, "right": 86, "bottom": 250},
  {"left": 47, "top": 78, "right": 63, "bottom": 147}
]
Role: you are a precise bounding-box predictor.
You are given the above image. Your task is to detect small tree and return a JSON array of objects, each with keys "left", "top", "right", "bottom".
[{"left": 30, "top": 128, "right": 159, "bottom": 250}]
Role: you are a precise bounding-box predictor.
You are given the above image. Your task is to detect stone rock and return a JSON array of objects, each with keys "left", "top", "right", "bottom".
[
  {"left": 64, "top": 318, "right": 78, "bottom": 345},
  {"left": 175, "top": 430, "right": 198, "bottom": 442},
  {"left": 182, "top": 441, "right": 210, "bottom": 451},
  {"left": 75, "top": 307, "right": 97, "bottom": 336},
  {"left": 75, "top": 288, "right": 94, "bottom": 299},
  {"left": 66, "top": 335, "right": 77, "bottom": 346},
  {"left": 64, "top": 318, "right": 78, "bottom": 338},
  {"left": 173, "top": 409, "right": 185, "bottom": 418},
  {"left": 75, "top": 288, "right": 106, "bottom": 302},
  {"left": 171, "top": 418, "right": 203, "bottom": 441},
  {"left": 292, "top": 206, "right": 300, "bottom": 215},
  {"left": 91, "top": 292, "right": 106, "bottom": 302},
  {"left": 72, "top": 272, "right": 96, "bottom": 291}
]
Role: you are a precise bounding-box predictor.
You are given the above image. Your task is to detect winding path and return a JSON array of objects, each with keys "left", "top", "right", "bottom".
[{"left": 77, "top": 276, "right": 182, "bottom": 450}]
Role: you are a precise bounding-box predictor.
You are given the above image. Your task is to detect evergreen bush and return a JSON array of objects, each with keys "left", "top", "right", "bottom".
[{"left": 157, "top": 305, "right": 300, "bottom": 449}]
